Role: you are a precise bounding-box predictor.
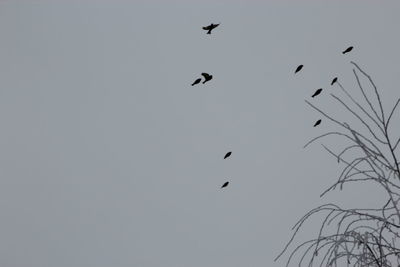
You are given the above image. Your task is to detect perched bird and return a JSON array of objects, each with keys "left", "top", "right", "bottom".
[
  {"left": 224, "top": 151, "right": 232, "bottom": 159},
  {"left": 312, "top": 88, "right": 323, "bottom": 98},
  {"left": 191, "top": 78, "right": 201, "bottom": 86},
  {"left": 295, "top": 65, "right": 303, "bottom": 74},
  {"left": 313, "top": 119, "right": 322, "bottom": 127},
  {"left": 342, "top": 46, "right": 353, "bottom": 54},
  {"left": 202, "top": 23, "right": 220, "bottom": 34},
  {"left": 331, "top": 77, "right": 338, "bottom": 85},
  {"left": 221, "top": 181, "right": 229, "bottom": 188},
  {"left": 201, "top": 73, "right": 213, "bottom": 83}
]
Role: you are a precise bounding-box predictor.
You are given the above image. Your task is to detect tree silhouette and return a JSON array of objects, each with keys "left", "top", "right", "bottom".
[{"left": 276, "top": 61, "right": 400, "bottom": 267}]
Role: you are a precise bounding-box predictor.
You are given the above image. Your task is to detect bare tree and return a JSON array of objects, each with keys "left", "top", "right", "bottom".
[{"left": 275, "top": 62, "right": 400, "bottom": 267}]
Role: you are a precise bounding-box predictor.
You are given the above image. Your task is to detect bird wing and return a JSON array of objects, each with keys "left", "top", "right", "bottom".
[
  {"left": 201, "top": 73, "right": 210, "bottom": 79},
  {"left": 211, "top": 24, "right": 220, "bottom": 29}
]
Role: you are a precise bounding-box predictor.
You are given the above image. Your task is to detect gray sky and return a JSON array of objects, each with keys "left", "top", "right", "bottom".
[{"left": 1, "top": 1, "right": 400, "bottom": 266}]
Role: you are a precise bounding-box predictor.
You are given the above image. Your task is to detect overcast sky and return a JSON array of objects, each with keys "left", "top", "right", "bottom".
[{"left": 1, "top": 1, "right": 400, "bottom": 267}]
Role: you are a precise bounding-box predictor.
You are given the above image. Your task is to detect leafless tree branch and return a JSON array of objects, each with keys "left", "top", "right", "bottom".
[{"left": 276, "top": 61, "right": 400, "bottom": 266}]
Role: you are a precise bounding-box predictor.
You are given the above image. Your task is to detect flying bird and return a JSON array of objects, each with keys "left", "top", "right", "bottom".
[
  {"left": 224, "top": 151, "right": 232, "bottom": 159},
  {"left": 221, "top": 181, "right": 229, "bottom": 188},
  {"left": 201, "top": 73, "right": 213, "bottom": 83},
  {"left": 313, "top": 119, "right": 322, "bottom": 127},
  {"left": 202, "top": 23, "right": 220, "bottom": 34},
  {"left": 342, "top": 46, "right": 353, "bottom": 54},
  {"left": 191, "top": 78, "right": 201, "bottom": 86},
  {"left": 331, "top": 77, "right": 338, "bottom": 85},
  {"left": 311, "top": 88, "right": 323, "bottom": 98},
  {"left": 295, "top": 65, "right": 303, "bottom": 74}
]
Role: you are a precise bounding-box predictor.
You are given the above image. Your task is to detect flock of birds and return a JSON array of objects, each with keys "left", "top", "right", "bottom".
[
  {"left": 191, "top": 23, "right": 230, "bottom": 189},
  {"left": 294, "top": 46, "right": 353, "bottom": 127},
  {"left": 192, "top": 23, "right": 354, "bottom": 189},
  {"left": 190, "top": 24, "right": 220, "bottom": 87}
]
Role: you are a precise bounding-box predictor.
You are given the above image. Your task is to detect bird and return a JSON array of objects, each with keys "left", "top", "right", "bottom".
[
  {"left": 331, "top": 77, "right": 338, "bottom": 85},
  {"left": 221, "top": 181, "right": 229, "bottom": 188},
  {"left": 342, "top": 46, "right": 353, "bottom": 54},
  {"left": 311, "top": 88, "right": 323, "bottom": 98},
  {"left": 202, "top": 23, "right": 220, "bottom": 34},
  {"left": 313, "top": 119, "right": 322, "bottom": 127},
  {"left": 201, "top": 73, "right": 213, "bottom": 83},
  {"left": 191, "top": 78, "right": 201, "bottom": 86},
  {"left": 224, "top": 151, "right": 232, "bottom": 159},
  {"left": 295, "top": 65, "right": 303, "bottom": 74}
]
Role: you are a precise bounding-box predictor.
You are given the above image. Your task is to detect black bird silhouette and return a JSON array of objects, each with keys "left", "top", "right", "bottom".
[
  {"left": 331, "top": 77, "right": 338, "bottom": 85},
  {"left": 201, "top": 73, "right": 213, "bottom": 83},
  {"left": 202, "top": 23, "right": 220, "bottom": 34},
  {"left": 342, "top": 46, "right": 353, "bottom": 54},
  {"left": 311, "top": 88, "right": 323, "bottom": 98},
  {"left": 191, "top": 78, "right": 201, "bottom": 86},
  {"left": 313, "top": 119, "right": 322, "bottom": 127},
  {"left": 224, "top": 151, "right": 232, "bottom": 159},
  {"left": 295, "top": 65, "right": 303, "bottom": 74},
  {"left": 221, "top": 181, "right": 229, "bottom": 188}
]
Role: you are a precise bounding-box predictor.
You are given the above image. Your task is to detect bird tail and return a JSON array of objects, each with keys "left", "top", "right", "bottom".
[{"left": 207, "top": 30, "right": 211, "bottom": 34}]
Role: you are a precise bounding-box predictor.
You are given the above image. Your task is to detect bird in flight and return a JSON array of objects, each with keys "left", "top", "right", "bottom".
[
  {"left": 221, "top": 181, "right": 229, "bottom": 188},
  {"left": 203, "top": 23, "right": 220, "bottom": 34},
  {"left": 191, "top": 78, "right": 201, "bottom": 86},
  {"left": 342, "top": 46, "right": 353, "bottom": 54},
  {"left": 201, "top": 73, "right": 213, "bottom": 84},
  {"left": 295, "top": 65, "right": 303, "bottom": 74},
  {"left": 313, "top": 119, "right": 322, "bottom": 127},
  {"left": 331, "top": 77, "right": 338, "bottom": 85},
  {"left": 224, "top": 151, "right": 232, "bottom": 159},
  {"left": 311, "top": 88, "right": 323, "bottom": 98}
]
